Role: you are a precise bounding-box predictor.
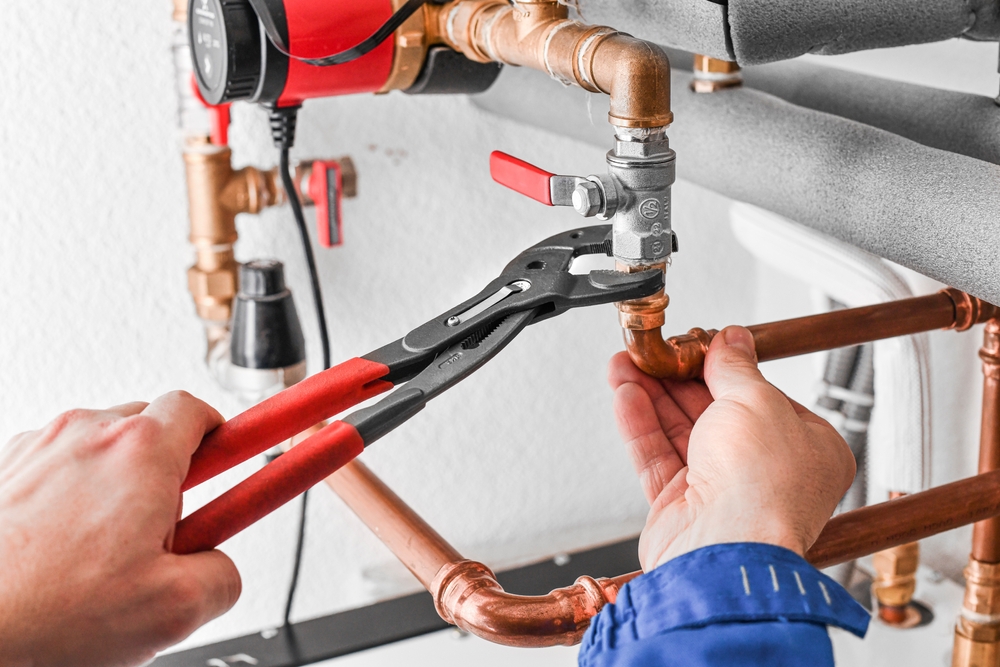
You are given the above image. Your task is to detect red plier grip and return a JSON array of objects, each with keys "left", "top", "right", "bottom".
[
  {"left": 183, "top": 357, "right": 391, "bottom": 492},
  {"left": 171, "top": 357, "right": 391, "bottom": 554},
  {"left": 172, "top": 421, "right": 364, "bottom": 554}
]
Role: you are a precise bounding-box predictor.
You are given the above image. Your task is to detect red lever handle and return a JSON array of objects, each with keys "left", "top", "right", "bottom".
[
  {"left": 490, "top": 151, "right": 554, "bottom": 206},
  {"left": 182, "top": 357, "right": 391, "bottom": 491},
  {"left": 308, "top": 160, "right": 344, "bottom": 248},
  {"left": 190, "top": 74, "right": 231, "bottom": 146},
  {"left": 172, "top": 421, "right": 364, "bottom": 554}
]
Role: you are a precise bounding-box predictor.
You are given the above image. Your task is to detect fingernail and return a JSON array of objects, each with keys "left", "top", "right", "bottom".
[{"left": 723, "top": 326, "right": 755, "bottom": 357}]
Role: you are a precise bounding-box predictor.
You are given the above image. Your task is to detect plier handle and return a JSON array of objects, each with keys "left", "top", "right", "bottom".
[{"left": 172, "top": 225, "right": 663, "bottom": 554}]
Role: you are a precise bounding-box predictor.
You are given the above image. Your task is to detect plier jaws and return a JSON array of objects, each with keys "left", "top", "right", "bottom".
[{"left": 171, "top": 225, "right": 662, "bottom": 554}]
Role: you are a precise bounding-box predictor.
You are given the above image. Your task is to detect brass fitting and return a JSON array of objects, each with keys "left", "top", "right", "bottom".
[
  {"left": 427, "top": 0, "right": 672, "bottom": 128},
  {"left": 954, "top": 559, "right": 1000, "bottom": 666},
  {"left": 691, "top": 54, "right": 742, "bottom": 93},
  {"left": 379, "top": 0, "right": 432, "bottom": 92},
  {"left": 872, "top": 541, "right": 920, "bottom": 626},
  {"left": 183, "top": 139, "right": 284, "bottom": 328}
]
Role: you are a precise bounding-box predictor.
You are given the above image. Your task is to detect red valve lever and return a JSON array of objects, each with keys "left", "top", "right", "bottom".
[
  {"left": 308, "top": 161, "right": 344, "bottom": 248},
  {"left": 190, "top": 74, "right": 231, "bottom": 146},
  {"left": 490, "top": 151, "right": 554, "bottom": 206}
]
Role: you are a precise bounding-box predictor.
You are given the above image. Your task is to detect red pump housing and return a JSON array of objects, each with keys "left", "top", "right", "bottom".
[{"left": 189, "top": 0, "right": 396, "bottom": 107}]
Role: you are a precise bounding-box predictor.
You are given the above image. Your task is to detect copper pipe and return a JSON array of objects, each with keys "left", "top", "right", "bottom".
[
  {"left": 427, "top": 0, "right": 672, "bottom": 128},
  {"left": 954, "top": 318, "right": 1000, "bottom": 666},
  {"left": 625, "top": 289, "right": 1000, "bottom": 380},
  {"left": 326, "top": 458, "right": 1000, "bottom": 645},
  {"left": 326, "top": 460, "right": 633, "bottom": 647},
  {"left": 972, "top": 319, "right": 1000, "bottom": 563},
  {"left": 806, "top": 470, "right": 1000, "bottom": 568}
]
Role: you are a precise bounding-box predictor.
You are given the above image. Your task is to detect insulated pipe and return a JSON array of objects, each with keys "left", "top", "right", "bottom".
[
  {"left": 575, "top": 0, "right": 1000, "bottom": 65},
  {"left": 623, "top": 289, "right": 997, "bottom": 380},
  {"left": 472, "top": 67, "right": 1000, "bottom": 304},
  {"left": 326, "top": 460, "right": 1000, "bottom": 646}
]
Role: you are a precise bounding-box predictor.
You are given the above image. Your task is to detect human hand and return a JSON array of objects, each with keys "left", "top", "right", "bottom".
[
  {"left": 0, "top": 392, "right": 241, "bottom": 667},
  {"left": 610, "top": 326, "right": 855, "bottom": 572}
]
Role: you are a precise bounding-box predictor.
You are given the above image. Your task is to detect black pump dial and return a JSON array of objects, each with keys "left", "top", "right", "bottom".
[{"left": 189, "top": 0, "right": 263, "bottom": 105}]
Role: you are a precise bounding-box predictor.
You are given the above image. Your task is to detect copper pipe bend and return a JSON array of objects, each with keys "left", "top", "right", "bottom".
[{"left": 432, "top": 560, "right": 630, "bottom": 647}]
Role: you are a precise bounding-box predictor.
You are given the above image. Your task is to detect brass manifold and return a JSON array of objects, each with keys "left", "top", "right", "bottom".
[{"left": 183, "top": 137, "right": 355, "bottom": 341}]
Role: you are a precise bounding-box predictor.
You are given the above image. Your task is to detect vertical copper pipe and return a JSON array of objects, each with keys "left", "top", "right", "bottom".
[
  {"left": 954, "top": 319, "right": 1000, "bottom": 666},
  {"left": 972, "top": 319, "right": 1000, "bottom": 563}
]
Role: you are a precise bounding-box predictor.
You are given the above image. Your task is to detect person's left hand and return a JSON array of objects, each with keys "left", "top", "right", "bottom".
[{"left": 0, "top": 392, "right": 242, "bottom": 667}]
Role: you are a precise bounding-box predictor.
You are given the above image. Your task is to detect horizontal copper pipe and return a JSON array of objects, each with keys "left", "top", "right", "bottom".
[
  {"left": 328, "top": 463, "right": 1000, "bottom": 643},
  {"left": 806, "top": 468, "right": 1000, "bottom": 568},
  {"left": 625, "top": 289, "right": 1000, "bottom": 379}
]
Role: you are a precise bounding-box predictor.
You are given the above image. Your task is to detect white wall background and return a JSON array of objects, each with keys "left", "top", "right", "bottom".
[{"left": 0, "top": 2, "right": 996, "bottom": 664}]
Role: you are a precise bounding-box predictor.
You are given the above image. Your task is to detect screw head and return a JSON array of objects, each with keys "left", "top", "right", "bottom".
[{"left": 571, "top": 181, "right": 603, "bottom": 217}]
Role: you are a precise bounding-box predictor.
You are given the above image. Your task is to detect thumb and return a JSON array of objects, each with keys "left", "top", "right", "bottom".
[
  {"left": 703, "top": 326, "right": 770, "bottom": 402},
  {"left": 168, "top": 550, "right": 242, "bottom": 629}
]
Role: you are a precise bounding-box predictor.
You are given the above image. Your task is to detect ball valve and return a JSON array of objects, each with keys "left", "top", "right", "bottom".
[{"left": 489, "top": 142, "right": 677, "bottom": 268}]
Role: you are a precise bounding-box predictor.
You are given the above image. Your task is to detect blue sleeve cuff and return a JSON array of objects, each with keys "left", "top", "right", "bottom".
[{"left": 581, "top": 542, "right": 871, "bottom": 656}]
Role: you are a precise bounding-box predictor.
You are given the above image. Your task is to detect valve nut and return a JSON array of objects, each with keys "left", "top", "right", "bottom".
[{"left": 572, "top": 181, "right": 603, "bottom": 217}]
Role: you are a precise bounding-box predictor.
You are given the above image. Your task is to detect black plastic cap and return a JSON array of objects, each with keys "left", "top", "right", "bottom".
[
  {"left": 404, "top": 46, "right": 503, "bottom": 96},
  {"left": 189, "top": 0, "right": 263, "bottom": 105},
  {"left": 239, "top": 259, "right": 286, "bottom": 297},
  {"left": 230, "top": 260, "right": 306, "bottom": 369}
]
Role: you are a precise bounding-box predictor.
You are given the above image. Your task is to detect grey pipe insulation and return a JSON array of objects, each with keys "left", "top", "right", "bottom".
[
  {"left": 472, "top": 66, "right": 1000, "bottom": 305},
  {"left": 579, "top": 0, "right": 1000, "bottom": 64}
]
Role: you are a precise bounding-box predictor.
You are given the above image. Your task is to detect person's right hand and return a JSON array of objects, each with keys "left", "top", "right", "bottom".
[
  {"left": 0, "top": 392, "right": 241, "bottom": 667},
  {"left": 609, "top": 326, "right": 856, "bottom": 572}
]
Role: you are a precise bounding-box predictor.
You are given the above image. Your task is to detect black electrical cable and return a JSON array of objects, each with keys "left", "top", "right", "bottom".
[
  {"left": 270, "top": 106, "right": 331, "bottom": 626},
  {"left": 249, "top": 0, "right": 429, "bottom": 67}
]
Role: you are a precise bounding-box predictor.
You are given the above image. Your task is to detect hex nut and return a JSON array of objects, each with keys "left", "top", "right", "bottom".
[{"left": 572, "top": 181, "right": 603, "bottom": 217}]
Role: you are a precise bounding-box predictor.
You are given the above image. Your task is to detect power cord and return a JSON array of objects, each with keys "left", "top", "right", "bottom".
[
  {"left": 248, "top": 0, "right": 429, "bottom": 67},
  {"left": 269, "top": 105, "right": 331, "bottom": 627}
]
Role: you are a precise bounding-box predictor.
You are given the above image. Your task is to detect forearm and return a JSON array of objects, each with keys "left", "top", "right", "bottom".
[{"left": 579, "top": 543, "right": 870, "bottom": 667}]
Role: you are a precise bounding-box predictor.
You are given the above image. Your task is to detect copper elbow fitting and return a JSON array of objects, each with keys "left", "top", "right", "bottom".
[
  {"left": 432, "top": 560, "right": 628, "bottom": 647},
  {"left": 430, "top": 0, "right": 672, "bottom": 128}
]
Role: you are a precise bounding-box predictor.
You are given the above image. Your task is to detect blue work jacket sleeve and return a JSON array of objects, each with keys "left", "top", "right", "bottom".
[{"left": 578, "top": 542, "right": 871, "bottom": 667}]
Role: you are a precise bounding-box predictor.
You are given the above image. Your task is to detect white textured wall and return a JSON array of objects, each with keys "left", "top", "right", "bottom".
[{"left": 0, "top": 1, "right": 994, "bottom": 662}]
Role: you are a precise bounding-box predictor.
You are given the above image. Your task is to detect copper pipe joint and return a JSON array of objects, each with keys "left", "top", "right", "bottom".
[
  {"left": 954, "top": 559, "right": 1000, "bottom": 666},
  {"left": 691, "top": 54, "right": 742, "bottom": 94},
  {"left": 432, "top": 560, "right": 626, "bottom": 647},
  {"left": 872, "top": 541, "right": 919, "bottom": 626},
  {"left": 429, "top": 0, "right": 672, "bottom": 128}
]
